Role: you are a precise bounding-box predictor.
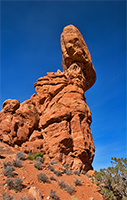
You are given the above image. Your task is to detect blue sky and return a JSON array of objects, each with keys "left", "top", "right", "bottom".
[{"left": 0, "top": 1, "right": 126, "bottom": 171}]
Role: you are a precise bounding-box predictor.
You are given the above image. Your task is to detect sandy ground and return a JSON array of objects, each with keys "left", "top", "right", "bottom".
[{"left": 0, "top": 142, "right": 104, "bottom": 200}]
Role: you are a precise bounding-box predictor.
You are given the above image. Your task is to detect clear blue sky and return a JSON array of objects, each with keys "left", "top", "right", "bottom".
[{"left": 0, "top": 1, "right": 126, "bottom": 171}]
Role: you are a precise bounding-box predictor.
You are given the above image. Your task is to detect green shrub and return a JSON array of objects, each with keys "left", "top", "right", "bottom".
[
  {"left": 26, "top": 152, "right": 44, "bottom": 162},
  {"left": 93, "top": 157, "right": 127, "bottom": 200},
  {"left": 32, "top": 152, "right": 44, "bottom": 159},
  {"left": 26, "top": 156, "right": 34, "bottom": 161}
]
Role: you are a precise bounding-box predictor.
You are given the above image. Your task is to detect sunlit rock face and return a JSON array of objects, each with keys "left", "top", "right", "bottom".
[
  {"left": 61, "top": 24, "right": 96, "bottom": 91},
  {"left": 0, "top": 25, "right": 96, "bottom": 172}
]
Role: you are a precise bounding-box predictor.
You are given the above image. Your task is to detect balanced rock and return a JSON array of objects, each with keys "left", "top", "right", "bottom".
[
  {"left": 61, "top": 24, "right": 96, "bottom": 91},
  {"left": 0, "top": 25, "right": 96, "bottom": 171}
]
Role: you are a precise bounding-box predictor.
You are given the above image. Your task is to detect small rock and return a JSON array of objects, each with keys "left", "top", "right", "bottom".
[{"left": 28, "top": 186, "right": 43, "bottom": 200}]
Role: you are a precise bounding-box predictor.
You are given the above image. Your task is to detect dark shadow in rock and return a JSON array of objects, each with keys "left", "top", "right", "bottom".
[{"left": 0, "top": 155, "right": 6, "bottom": 159}]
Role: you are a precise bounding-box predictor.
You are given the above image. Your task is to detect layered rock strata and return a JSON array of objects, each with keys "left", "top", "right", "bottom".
[{"left": 0, "top": 25, "right": 96, "bottom": 171}]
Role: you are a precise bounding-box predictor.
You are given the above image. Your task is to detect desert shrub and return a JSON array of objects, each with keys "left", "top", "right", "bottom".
[
  {"left": 49, "top": 190, "right": 59, "bottom": 200},
  {"left": 48, "top": 164, "right": 54, "bottom": 172},
  {"left": 5, "top": 179, "right": 14, "bottom": 190},
  {"left": 64, "top": 169, "right": 72, "bottom": 175},
  {"left": 34, "top": 161, "right": 42, "bottom": 170},
  {"left": 20, "top": 196, "right": 35, "bottom": 200},
  {"left": 35, "top": 156, "right": 43, "bottom": 163},
  {"left": 73, "top": 170, "right": 80, "bottom": 176},
  {"left": 14, "top": 177, "right": 23, "bottom": 192},
  {"left": 6, "top": 177, "right": 23, "bottom": 192},
  {"left": 58, "top": 180, "right": 75, "bottom": 195},
  {"left": 81, "top": 170, "right": 86, "bottom": 175},
  {"left": 86, "top": 174, "right": 92, "bottom": 178},
  {"left": 74, "top": 178, "right": 82, "bottom": 186},
  {"left": 3, "top": 161, "right": 12, "bottom": 168},
  {"left": 12, "top": 159, "right": 22, "bottom": 168},
  {"left": 50, "top": 160, "right": 58, "bottom": 165},
  {"left": 65, "top": 184, "right": 75, "bottom": 195},
  {"left": 54, "top": 170, "right": 62, "bottom": 177},
  {"left": 37, "top": 172, "right": 50, "bottom": 183},
  {"left": 26, "top": 152, "right": 44, "bottom": 162},
  {"left": 2, "top": 162, "right": 14, "bottom": 177},
  {"left": 2, "top": 193, "right": 15, "bottom": 200},
  {"left": 16, "top": 152, "right": 25, "bottom": 160},
  {"left": 50, "top": 174, "right": 57, "bottom": 181},
  {"left": 32, "top": 152, "right": 44, "bottom": 159},
  {"left": 26, "top": 156, "right": 33, "bottom": 161},
  {"left": 93, "top": 157, "right": 127, "bottom": 200},
  {"left": 71, "top": 198, "right": 78, "bottom": 200},
  {"left": 63, "top": 164, "right": 69, "bottom": 170},
  {"left": 58, "top": 179, "right": 66, "bottom": 189}
]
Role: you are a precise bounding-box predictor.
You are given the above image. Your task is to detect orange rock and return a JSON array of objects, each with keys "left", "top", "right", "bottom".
[
  {"left": 29, "top": 130, "right": 43, "bottom": 142},
  {"left": 61, "top": 24, "right": 96, "bottom": 91},
  {"left": 21, "top": 139, "right": 44, "bottom": 153},
  {"left": 28, "top": 186, "right": 43, "bottom": 200},
  {"left": 2, "top": 99, "right": 20, "bottom": 113},
  {"left": 0, "top": 24, "right": 96, "bottom": 171}
]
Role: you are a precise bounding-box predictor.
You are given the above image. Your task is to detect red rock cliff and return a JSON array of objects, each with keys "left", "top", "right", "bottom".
[{"left": 0, "top": 25, "right": 96, "bottom": 172}]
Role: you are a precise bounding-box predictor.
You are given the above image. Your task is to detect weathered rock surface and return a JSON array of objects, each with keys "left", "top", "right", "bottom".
[
  {"left": 0, "top": 25, "right": 96, "bottom": 171},
  {"left": 0, "top": 100, "right": 39, "bottom": 146},
  {"left": 61, "top": 24, "right": 96, "bottom": 91},
  {"left": 28, "top": 187, "right": 43, "bottom": 200}
]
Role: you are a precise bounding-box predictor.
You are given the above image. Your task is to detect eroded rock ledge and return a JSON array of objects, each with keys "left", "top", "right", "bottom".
[{"left": 0, "top": 25, "right": 96, "bottom": 171}]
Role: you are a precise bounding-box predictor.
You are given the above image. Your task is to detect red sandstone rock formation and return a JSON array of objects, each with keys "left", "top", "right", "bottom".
[
  {"left": 0, "top": 25, "right": 96, "bottom": 172},
  {"left": 61, "top": 24, "right": 96, "bottom": 91}
]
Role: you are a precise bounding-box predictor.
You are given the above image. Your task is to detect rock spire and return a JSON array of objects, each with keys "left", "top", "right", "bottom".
[{"left": 0, "top": 25, "right": 96, "bottom": 171}]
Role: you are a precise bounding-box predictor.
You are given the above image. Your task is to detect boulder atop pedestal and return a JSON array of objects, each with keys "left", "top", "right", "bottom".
[{"left": 0, "top": 25, "right": 96, "bottom": 172}]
